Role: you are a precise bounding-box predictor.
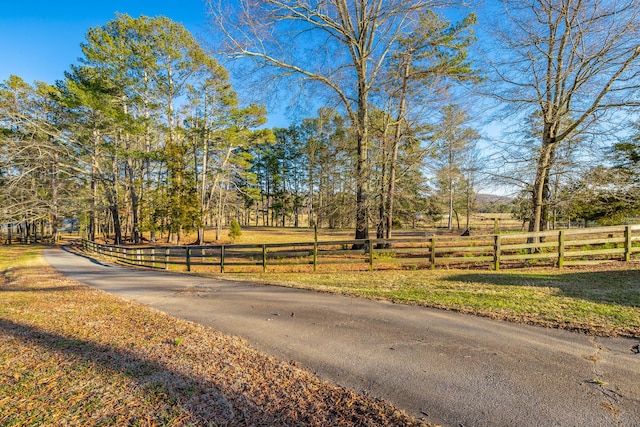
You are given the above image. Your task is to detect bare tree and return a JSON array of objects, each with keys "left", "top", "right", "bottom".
[
  {"left": 489, "top": 0, "right": 640, "bottom": 236},
  {"left": 0, "top": 76, "right": 80, "bottom": 243},
  {"left": 208, "top": 0, "right": 467, "bottom": 242}
]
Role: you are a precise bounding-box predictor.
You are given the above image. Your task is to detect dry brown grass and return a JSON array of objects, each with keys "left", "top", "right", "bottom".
[
  {"left": 0, "top": 245, "right": 428, "bottom": 427},
  {"left": 129, "top": 227, "right": 355, "bottom": 245},
  {"left": 122, "top": 217, "right": 523, "bottom": 246}
]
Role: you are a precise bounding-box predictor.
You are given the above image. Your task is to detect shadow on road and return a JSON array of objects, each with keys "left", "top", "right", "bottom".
[{"left": 60, "top": 244, "right": 114, "bottom": 268}]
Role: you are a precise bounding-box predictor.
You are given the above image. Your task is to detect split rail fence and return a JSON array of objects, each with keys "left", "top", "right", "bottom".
[{"left": 81, "top": 225, "right": 640, "bottom": 273}]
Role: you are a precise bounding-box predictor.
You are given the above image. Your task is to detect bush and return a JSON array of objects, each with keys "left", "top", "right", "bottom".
[{"left": 228, "top": 219, "right": 242, "bottom": 241}]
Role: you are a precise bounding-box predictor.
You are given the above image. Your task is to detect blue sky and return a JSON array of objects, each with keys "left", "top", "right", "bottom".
[
  {"left": 0, "top": 0, "right": 288, "bottom": 127},
  {"left": 0, "top": 1, "right": 514, "bottom": 194},
  {"left": 0, "top": 0, "right": 210, "bottom": 85}
]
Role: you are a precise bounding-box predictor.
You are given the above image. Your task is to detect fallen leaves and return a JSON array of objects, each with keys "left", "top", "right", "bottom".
[{"left": 0, "top": 246, "right": 430, "bottom": 426}]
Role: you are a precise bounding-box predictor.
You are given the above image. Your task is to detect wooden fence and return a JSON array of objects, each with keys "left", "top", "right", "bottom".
[{"left": 81, "top": 225, "right": 640, "bottom": 273}]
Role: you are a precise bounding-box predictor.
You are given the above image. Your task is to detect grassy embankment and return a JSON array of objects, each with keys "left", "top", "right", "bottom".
[{"left": 0, "top": 245, "right": 427, "bottom": 426}]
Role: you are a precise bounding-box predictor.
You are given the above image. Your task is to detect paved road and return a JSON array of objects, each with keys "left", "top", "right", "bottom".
[{"left": 44, "top": 246, "right": 640, "bottom": 427}]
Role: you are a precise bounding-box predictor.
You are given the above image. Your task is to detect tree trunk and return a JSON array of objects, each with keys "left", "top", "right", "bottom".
[
  {"left": 125, "top": 160, "right": 141, "bottom": 244},
  {"left": 465, "top": 185, "right": 471, "bottom": 231},
  {"left": 88, "top": 129, "right": 100, "bottom": 242},
  {"left": 354, "top": 73, "right": 370, "bottom": 247},
  {"left": 50, "top": 154, "right": 59, "bottom": 243},
  {"left": 386, "top": 52, "right": 411, "bottom": 241},
  {"left": 377, "top": 145, "right": 387, "bottom": 245},
  {"left": 529, "top": 134, "right": 557, "bottom": 244}
]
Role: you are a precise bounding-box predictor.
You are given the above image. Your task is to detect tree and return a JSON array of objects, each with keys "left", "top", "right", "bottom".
[
  {"left": 611, "top": 124, "right": 640, "bottom": 182},
  {"left": 377, "top": 10, "right": 478, "bottom": 239},
  {"left": 489, "top": 0, "right": 640, "bottom": 236},
  {"left": 255, "top": 127, "right": 306, "bottom": 227},
  {"left": 0, "top": 76, "right": 79, "bottom": 243},
  {"left": 297, "top": 108, "right": 351, "bottom": 228},
  {"left": 60, "top": 64, "right": 130, "bottom": 244},
  {"left": 568, "top": 126, "right": 640, "bottom": 223},
  {"left": 182, "top": 82, "right": 270, "bottom": 243},
  {"left": 209, "top": 0, "right": 467, "bottom": 243},
  {"left": 59, "top": 14, "right": 264, "bottom": 245},
  {"left": 430, "top": 104, "right": 479, "bottom": 231},
  {"left": 208, "top": 108, "right": 272, "bottom": 239},
  {"left": 228, "top": 218, "right": 242, "bottom": 241}
]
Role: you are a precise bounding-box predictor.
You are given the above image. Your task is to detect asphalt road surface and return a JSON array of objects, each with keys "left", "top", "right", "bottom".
[{"left": 43, "top": 246, "right": 640, "bottom": 427}]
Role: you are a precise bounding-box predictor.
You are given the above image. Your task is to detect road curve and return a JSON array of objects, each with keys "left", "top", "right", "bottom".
[{"left": 43, "top": 246, "right": 640, "bottom": 427}]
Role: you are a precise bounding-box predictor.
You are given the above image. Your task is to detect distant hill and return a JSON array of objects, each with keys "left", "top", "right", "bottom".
[{"left": 475, "top": 194, "right": 515, "bottom": 213}]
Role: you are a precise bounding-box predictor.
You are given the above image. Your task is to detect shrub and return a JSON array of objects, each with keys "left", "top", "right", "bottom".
[{"left": 228, "top": 219, "right": 242, "bottom": 241}]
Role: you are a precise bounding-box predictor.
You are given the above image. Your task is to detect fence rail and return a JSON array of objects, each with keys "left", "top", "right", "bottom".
[{"left": 81, "top": 225, "right": 640, "bottom": 273}]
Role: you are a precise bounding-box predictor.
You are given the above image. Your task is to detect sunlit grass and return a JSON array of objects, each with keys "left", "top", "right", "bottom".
[
  {"left": 134, "top": 226, "right": 355, "bottom": 245},
  {"left": 136, "top": 216, "right": 523, "bottom": 245}
]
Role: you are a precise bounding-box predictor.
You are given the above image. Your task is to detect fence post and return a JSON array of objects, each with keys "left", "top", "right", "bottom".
[
  {"left": 625, "top": 225, "right": 631, "bottom": 262},
  {"left": 493, "top": 235, "right": 501, "bottom": 271},
  {"left": 220, "top": 245, "right": 225, "bottom": 273},
  {"left": 558, "top": 230, "right": 565, "bottom": 268},
  {"left": 164, "top": 248, "right": 169, "bottom": 270},
  {"left": 313, "top": 226, "right": 318, "bottom": 273},
  {"left": 186, "top": 246, "right": 191, "bottom": 272},
  {"left": 151, "top": 248, "right": 155, "bottom": 268},
  {"left": 430, "top": 237, "right": 436, "bottom": 270},
  {"left": 262, "top": 245, "right": 267, "bottom": 273},
  {"left": 368, "top": 239, "right": 374, "bottom": 272}
]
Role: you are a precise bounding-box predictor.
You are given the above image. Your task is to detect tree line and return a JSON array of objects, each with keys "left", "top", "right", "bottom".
[{"left": 2, "top": 1, "right": 640, "bottom": 245}]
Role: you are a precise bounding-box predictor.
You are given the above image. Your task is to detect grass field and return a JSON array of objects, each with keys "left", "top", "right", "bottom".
[
  {"left": 0, "top": 245, "right": 426, "bottom": 426},
  {"left": 109, "top": 213, "right": 523, "bottom": 246}
]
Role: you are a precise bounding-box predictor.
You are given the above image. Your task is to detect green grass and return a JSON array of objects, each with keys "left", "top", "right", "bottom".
[
  {"left": 215, "top": 264, "right": 640, "bottom": 337},
  {"left": 0, "top": 244, "right": 41, "bottom": 271}
]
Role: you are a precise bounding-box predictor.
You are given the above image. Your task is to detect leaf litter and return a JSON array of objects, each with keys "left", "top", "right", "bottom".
[{"left": 0, "top": 247, "right": 430, "bottom": 426}]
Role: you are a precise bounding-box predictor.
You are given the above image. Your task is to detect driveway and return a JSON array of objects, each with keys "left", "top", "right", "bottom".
[{"left": 43, "top": 246, "right": 640, "bottom": 427}]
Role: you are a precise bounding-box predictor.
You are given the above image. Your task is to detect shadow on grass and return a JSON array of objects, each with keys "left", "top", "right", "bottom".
[
  {"left": 0, "top": 317, "right": 338, "bottom": 426},
  {"left": 0, "top": 265, "right": 83, "bottom": 293},
  {"left": 446, "top": 269, "right": 640, "bottom": 308},
  {"left": 0, "top": 318, "right": 244, "bottom": 425}
]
